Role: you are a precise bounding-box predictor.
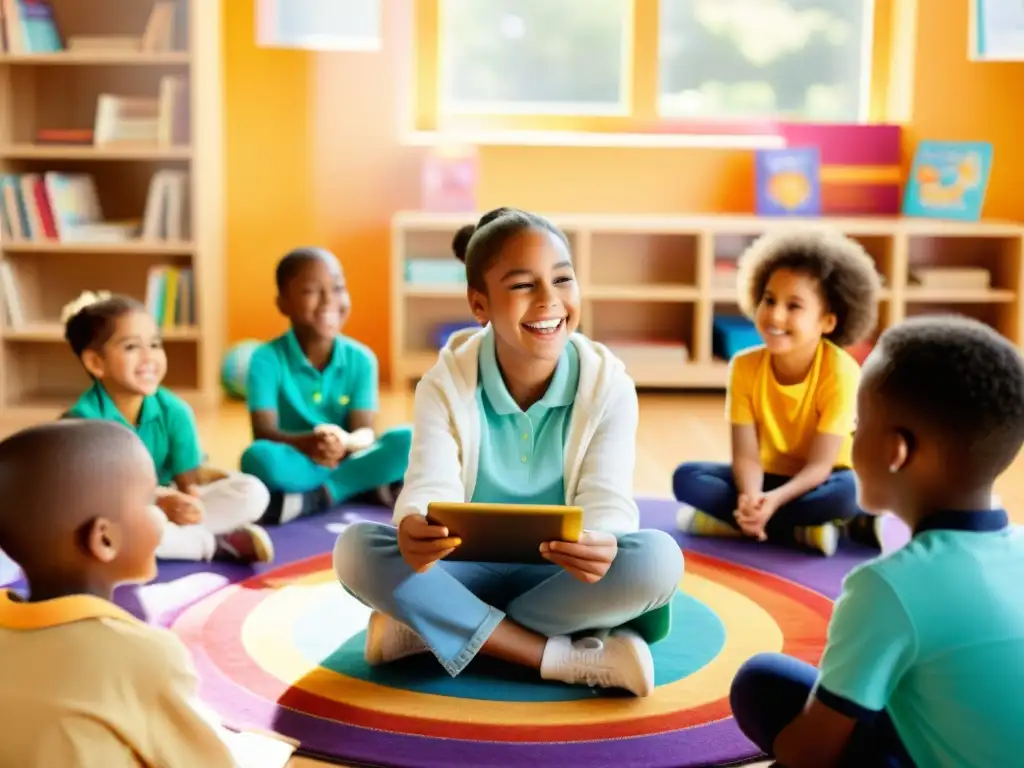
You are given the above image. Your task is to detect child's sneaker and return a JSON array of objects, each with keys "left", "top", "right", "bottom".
[
  {"left": 793, "top": 522, "right": 839, "bottom": 556},
  {"left": 364, "top": 611, "right": 428, "bottom": 665},
  {"left": 842, "top": 513, "right": 888, "bottom": 549},
  {"left": 259, "top": 487, "right": 331, "bottom": 525},
  {"left": 213, "top": 524, "right": 275, "bottom": 564},
  {"left": 677, "top": 505, "right": 743, "bottom": 538},
  {"left": 540, "top": 627, "right": 654, "bottom": 697}
]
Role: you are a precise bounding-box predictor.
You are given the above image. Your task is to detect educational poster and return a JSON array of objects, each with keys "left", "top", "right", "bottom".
[
  {"left": 970, "top": 0, "right": 1024, "bottom": 61},
  {"left": 255, "top": 0, "right": 381, "bottom": 51},
  {"left": 754, "top": 147, "right": 821, "bottom": 217},
  {"left": 420, "top": 144, "right": 478, "bottom": 212},
  {"left": 902, "top": 141, "right": 993, "bottom": 221}
]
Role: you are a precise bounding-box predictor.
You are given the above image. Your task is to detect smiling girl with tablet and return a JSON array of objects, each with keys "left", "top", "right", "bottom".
[{"left": 333, "top": 207, "right": 683, "bottom": 697}]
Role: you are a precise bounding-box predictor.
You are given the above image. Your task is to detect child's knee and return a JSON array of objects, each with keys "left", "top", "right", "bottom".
[
  {"left": 672, "top": 461, "right": 706, "bottom": 499},
  {"left": 379, "top": 425, "right": 413, "bottom": 457},
  {"left": 332, "top": 521, "right": 397, "bottom": 593},
  {"left": 617, "top": 529, "right": 684, "bottom": 599},
  {"left": 234, "top": 473, "right": 271, "bottom": 523}
]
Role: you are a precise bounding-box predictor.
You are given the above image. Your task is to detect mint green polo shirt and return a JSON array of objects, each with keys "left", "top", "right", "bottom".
[
  {"left": 65, "top": 382, "right": 203, "bottom": 486},
  {"left": 470, "top": 328, "right": 579, "bottom": 507},
  {"left": 247, "top": 330, "right": 379, "bottom": 433},
  {"left": 815, "top": 508, "right": 1024, "bottom": 768}
]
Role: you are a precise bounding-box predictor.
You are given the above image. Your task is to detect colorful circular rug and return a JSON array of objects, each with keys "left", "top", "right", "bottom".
[{"left": 106, "top": 499, "right": 890, "bottom": 767}]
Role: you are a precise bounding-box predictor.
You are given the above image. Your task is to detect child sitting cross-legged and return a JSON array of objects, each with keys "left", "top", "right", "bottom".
[
  {"left": 240, "top": 247, "right": 412, "bottom": 523},
  {"left": 63, "top": 293, "right": 273, "bottom": 564},
  {"left": 673, "top": 231, "right": 883, "bottom": 555},
  {"left": 0, "top": 420, "right": 294, "bottom": 767},
  {"left": 729, "top": 315, "right": 1024, "bottom": 768}
]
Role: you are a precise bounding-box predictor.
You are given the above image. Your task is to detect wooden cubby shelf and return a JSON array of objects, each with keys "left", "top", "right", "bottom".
[
  {"left": 391, "top": 212, "right": 1024, "bottom": 390},
  {"left": 0, "top": 0, "right": 224, "bottom": 417}
]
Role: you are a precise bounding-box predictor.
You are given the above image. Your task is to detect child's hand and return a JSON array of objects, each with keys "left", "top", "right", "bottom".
[
  {"left": 157, "top": 489, "right": 204, "bottom": 526},
  {"left": 314, "top": 432, "right": 347, "bottom": 467},
  {"left": 540, "top": 530, "right": 618, "bottom": 583},
  {"left": 734, "top": 492, "right": 779, "bottom": 541},
  {"left": 398, "top": 514, "right": 461, "bottom": 573}
]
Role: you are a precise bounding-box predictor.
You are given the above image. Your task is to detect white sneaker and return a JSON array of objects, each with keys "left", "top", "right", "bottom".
[
  {"left": 364, "top": 611, "right": 429, "bottom": 665},
  {"left": 540, "top": 627, "right": 655, "bottom": 697}
]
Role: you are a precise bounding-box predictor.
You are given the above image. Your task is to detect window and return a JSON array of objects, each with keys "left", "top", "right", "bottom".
[
  {"left": 416, "top": 0, "right": 883, "bottom": 135},
  {"left": 440, "top": 0, "right": 631, "bottom": 115},
  {"left": 256, "top": 0, "right": 382, "bottom": 51}
]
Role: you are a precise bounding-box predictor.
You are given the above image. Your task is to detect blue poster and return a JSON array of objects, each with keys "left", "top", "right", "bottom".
[
  {"left": 755, "top": 148, "right": 821, "bottom": 217},
  {"left": 902, "top": 141, "right": 993, "bottom": 221}
]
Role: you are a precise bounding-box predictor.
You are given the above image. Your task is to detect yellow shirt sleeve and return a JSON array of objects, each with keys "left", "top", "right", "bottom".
[
  {"left": 141, "top": 630, "right": 238, "bottom": 768},
  {"left": 816, "top": 347, "right": 860, "bottom": 436},
  {"left": 726, "top": 352, "right": 756, "bottom": 425}
]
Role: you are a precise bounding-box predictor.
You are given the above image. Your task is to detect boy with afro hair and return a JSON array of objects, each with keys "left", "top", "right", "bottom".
[{"left": 673, "top": 229, "right": 883, "bottom": 555}]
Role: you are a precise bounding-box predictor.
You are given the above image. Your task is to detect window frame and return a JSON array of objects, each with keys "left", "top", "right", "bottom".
[{"left": 413, "top": 0, "right": 897, "bottom": 137}]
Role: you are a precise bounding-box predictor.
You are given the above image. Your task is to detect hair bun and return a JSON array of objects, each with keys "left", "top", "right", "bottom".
[
  {"left": 60, "top": 290, "right": 112, "bottom": 325},
  {"left": 451, "top": 224, "right": 476, "bottom": 263}
]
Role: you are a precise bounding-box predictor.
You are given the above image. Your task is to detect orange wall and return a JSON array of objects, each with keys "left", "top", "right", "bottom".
[{"left": 224, "top": 0, "right": 1024, "bottom": 382}]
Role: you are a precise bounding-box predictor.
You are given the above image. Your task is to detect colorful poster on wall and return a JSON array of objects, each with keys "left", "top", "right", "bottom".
[
  {"left": 421, "top": 144, "right": 478, "bottom": 212},
  {"left": 754, "top": 147, "right": 821, "bottom": 217},
  {"left": 256, "top": 0, "right": 381, "bottom": 51},
  {"left": 902, "top": 141, "right": 993, "bottom": 221},
  {"left": 970, "top": 0, "right": 1024, "bottom": 61}
]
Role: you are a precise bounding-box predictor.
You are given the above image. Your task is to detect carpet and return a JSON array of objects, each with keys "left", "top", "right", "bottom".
[{"left": 9, "top": 499, "right": 892, "bottom": 767}]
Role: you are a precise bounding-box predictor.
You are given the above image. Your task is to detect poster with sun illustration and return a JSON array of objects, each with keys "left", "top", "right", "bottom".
[
  {"left": 903, "top": 141, "right": 993, "bottom": 221},
  {"left": 755, "top": 147, "right": 821, "bottom": 216}
]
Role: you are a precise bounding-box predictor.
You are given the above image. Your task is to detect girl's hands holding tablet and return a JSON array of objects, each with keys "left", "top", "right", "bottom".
[
  {"left": 398, "top": 514, "right": 462, "bottom": 573},
  {"left": 540, "top": 530, "right": 618, "bottom": 584}
]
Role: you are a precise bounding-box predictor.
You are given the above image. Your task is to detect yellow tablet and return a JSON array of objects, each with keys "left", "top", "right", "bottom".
[{"left": 426, "top": 502, "right": 583, "bottom": 564}]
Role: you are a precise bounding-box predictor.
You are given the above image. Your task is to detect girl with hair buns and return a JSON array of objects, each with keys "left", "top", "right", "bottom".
[
  {"left": 333, "top": 207, "right": 683, "bottom": 698},
  {"left": 62, "top": 292, "right": 274, "bottom": 565}
]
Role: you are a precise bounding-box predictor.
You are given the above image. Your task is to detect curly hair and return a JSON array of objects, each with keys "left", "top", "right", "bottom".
[
  {"left": 868, "top": 314, "right": 1024, "bottom": 482},
  {"left": 735, "top": 229, "right": 881, "bottom": 348}
]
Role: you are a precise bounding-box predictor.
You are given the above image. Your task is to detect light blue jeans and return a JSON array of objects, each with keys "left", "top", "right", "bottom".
[{"left": 333, "top": 522, "right": 684, "bottom": 676}]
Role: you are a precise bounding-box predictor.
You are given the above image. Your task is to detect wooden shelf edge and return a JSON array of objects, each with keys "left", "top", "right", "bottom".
[
  {"left": 1, "top": 144, "right": 192, "bottom": 160},
  {"left": 3, "top": 324, "right": 201, "bottom": 342},
  {"left": 0, "top": 52, "right": 190, "bottom": 65},
  {"left": 3, "top": 240, "right": 195, "bottom": 254}
]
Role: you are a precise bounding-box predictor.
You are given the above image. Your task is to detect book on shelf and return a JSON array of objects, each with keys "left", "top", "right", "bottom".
[
  {"left": 141, "top": 170, "right": 190, "bottom": 241},
  {"left": 145, "top": 265, "right": 195, "bottom": 330},
  {"left": 0, "top": 170, "right": 188, "bottom": 244},
  {"left": 0, "top": 0, "right": 61, "bottom": 54},
  {"left": 1, "top": 0, "right": 180, "bottom": 54},
  {"left": 94, "top": 76, "right": 188, "bottom": 147},
  {"left": 0, "top": 260, "right": 24, "bottom": 328}
]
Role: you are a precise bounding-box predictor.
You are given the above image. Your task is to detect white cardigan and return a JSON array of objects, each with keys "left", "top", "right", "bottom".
[{"left": 392, "top": 327, "right": 640, "bottom": 534}]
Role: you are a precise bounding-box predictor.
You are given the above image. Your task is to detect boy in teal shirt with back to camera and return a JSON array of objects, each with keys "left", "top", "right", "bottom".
[
  {"left": 241, "top": 247, "right": 412, "bottom": 523},
  {"left": 729, "top": 315, "right": 1024, "bottom": 768}
]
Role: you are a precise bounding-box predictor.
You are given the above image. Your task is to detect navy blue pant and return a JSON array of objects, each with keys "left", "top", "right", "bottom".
[
  {"left": 730, "top": 653, "right": 915, "bottom": 767},
  {"left": 672, "top": 461, "right": 861, "bottom": 538}
]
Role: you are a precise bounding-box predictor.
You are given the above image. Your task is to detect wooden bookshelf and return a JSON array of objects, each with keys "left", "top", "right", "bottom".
[
  {"left": 0, "top": 0, "right": 224, "bottom": 418},
  {"left": 391, "top": 212, "right": 1024, "bottom": 389}
]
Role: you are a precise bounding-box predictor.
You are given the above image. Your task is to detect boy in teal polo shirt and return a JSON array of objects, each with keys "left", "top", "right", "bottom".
[
  {"left": 729, "top": 315, "right": 1024, "bottom": 768},
  {"left": 241, "top": 247, "right": 412, "bottom": 523},
  {"left": 62, "top": 293, "right": 273, "bottom": 565}
]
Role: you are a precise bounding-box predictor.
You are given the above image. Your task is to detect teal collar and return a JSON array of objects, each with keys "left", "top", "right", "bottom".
[
  {"left": 283, "top": 329, "right": 343, "bottom": 374},
  {"left": 91, "top": 382, "right": 158, "bottom": 427},
  {"left": 479, "top": 327, "right": 576, "bottom": 415}
]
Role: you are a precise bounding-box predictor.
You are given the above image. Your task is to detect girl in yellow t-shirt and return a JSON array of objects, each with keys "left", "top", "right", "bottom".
[{"left": 673, "top": 231, "right": 883, "bottom": 556}]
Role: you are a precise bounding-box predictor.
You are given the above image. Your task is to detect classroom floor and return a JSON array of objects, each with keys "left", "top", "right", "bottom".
[{"left": 6, "top": 391, "right": 1022, "bottom": 768}]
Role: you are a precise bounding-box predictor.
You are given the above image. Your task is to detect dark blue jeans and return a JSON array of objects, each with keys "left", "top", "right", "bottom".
[
  {"left": 730, "top": 653, "right": 915, "bottom": 767},
  {"left": 672, "top": 461, "right": 860, "bottom": 538}
]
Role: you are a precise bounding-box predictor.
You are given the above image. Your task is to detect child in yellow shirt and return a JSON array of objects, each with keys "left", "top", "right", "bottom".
[
  {"left": 674, "top": 231, "right": 882, "bottom": 555},
  {"left": 0, "top": 420, "right": 295, "bottom": 768}
]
